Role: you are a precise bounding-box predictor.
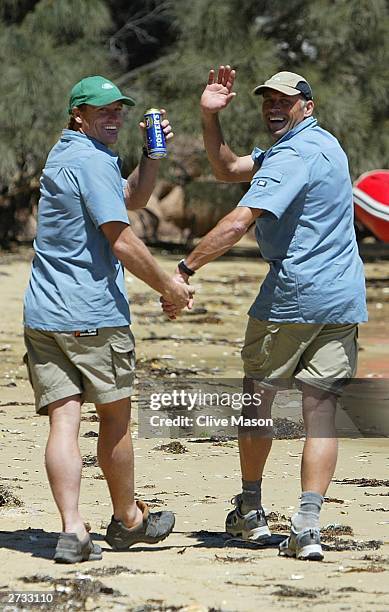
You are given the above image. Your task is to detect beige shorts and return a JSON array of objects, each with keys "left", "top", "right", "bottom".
[
  {"left": 241, "top": 318, "right": 358, "bottom": 393},
  {"left": 24, "top": 326, "right": 136, "bottom": 415}
]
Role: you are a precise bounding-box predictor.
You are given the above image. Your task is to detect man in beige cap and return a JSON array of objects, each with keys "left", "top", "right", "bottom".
[{"left": 163, "top": 66, "right": 367, "bottom": 561}]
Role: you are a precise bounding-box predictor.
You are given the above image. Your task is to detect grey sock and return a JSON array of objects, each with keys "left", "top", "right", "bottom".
[
  {"left": 240, "top": 479, "right": 262, "bottom": 514},
  {"left": 292, "top": 491, "right": 324, "bottom": 532}
]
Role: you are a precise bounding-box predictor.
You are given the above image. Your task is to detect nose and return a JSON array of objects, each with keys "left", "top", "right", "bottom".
[
  {"left": 270, "top": 99, "right": 282, "bottom": 111},
  {"left": 108, "top": 110, "right": 123, "bottom": 122}
]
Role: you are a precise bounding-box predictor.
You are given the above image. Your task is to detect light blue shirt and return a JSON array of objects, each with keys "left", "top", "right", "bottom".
[
  {"left": 238, "top": 117, "right": 368, "bottom": 323},
  {"left": 24, "top": 130, "right": 131, "bottom": 331}
]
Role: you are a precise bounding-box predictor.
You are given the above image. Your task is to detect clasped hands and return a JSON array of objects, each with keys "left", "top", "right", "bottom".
[{"left": 160, "top": 269, "right": 193, "bottom": 320}]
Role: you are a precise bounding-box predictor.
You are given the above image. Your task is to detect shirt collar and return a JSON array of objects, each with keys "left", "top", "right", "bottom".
[
  {"left": 61, "top": 129, "right": 119, "bottom": 161},
  {"left": 274, "top": 116, "right": 317, "bottom": 146}
]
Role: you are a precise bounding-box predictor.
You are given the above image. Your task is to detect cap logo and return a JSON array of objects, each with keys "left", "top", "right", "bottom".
[{"left": 102, "top": 83, "right": 114, "bottom": 89}]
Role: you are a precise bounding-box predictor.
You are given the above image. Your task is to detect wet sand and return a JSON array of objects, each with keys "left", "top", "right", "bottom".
[{"left": 0, "top": 247, "right": 388, "bottom": 611}]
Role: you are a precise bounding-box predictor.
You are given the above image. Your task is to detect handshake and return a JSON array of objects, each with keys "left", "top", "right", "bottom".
[{"left": 160, "top": 261, "right": 195, "bottom": 320}]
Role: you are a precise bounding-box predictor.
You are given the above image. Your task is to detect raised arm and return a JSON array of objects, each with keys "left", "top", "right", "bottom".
[
  {"left": 201, "top": 65, "right": 255, "bottom": 183},
  {"left": 123, "top": 109, "right": 173, "bottom": 210}
]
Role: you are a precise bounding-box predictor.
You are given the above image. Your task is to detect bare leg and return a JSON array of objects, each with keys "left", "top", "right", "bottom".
[
  {"left": 238, "top": 436, "right": 273, "bottom": 480},
  {"left": 301, "top": 385, "right": 338, "bottom": 495},
  {"left": 225, "top": 381, "right": 275, "bottom": 538},
  {"left": 45, "top": 394, "right": 88, "bottom": 541},
  {"left": 96, "top": 397, "right": 142, "bottom": 528},
  {"left": 238, "top": 384, "right": 276, "bottom": 481}
]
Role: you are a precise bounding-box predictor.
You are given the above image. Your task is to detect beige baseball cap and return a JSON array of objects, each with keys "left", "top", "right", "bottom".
[{"left": 253, "top": 71, "right": 313, "bottom": 100}]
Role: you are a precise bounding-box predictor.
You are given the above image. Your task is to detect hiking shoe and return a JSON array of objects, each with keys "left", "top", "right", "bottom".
[
  {"left": 279, "top": 527, "right": 324, "bottom": 561},
  {"left": 225, "top": 494, "right": 271, "bottom": 543},
  {"left": 105, "top": 500, "right": 175, "bottom": 550},
  {"left": 54, "top": 533, "right": 102, "bottom": 564}
]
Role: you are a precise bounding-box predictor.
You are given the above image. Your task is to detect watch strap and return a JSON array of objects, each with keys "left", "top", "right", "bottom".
[{"left": 178, "top": 259, "right": 195, "bottom": 276}]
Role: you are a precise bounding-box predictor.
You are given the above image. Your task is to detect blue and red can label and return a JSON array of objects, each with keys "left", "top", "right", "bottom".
[{"left": 144, "top": 108, "right": 167, "bottom": 159}]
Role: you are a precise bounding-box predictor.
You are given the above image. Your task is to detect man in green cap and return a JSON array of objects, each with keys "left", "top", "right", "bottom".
[
  {"left": 163, "top": 66, "right": 367, "bottom": 561},
  {"left": 23, "top": 75, "right": 194, "bottom": 563}
]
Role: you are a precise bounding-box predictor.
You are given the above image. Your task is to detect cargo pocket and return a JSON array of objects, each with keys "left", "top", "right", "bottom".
[
  {"left": 241, "top": 320, "right": 280, "bottom": 377},
  {"left": 110, "top": 336, "right": 136, "bottom": 386}
]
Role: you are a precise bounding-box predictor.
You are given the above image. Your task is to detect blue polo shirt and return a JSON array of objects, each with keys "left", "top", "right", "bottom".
[
  {"left": 238, "top": 117, "right": 367, "bottom": 323},
  {"left": 24, "top": 130, "right": 131, "bottom": 331}
]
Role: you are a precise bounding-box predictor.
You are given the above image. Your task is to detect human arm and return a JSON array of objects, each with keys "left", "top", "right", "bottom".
[
  {"left": 100, "top": 221, "right": 194, "bottom": 309},
  {"left": 200, "top": 65, "right": 255, "bottom": 182},
  {"left": 162, "top": 148, "right": 309, "bottom": 316},
  {"left": 180, "top": 205, "right": 261, "bottom": 274},
  {"left": 161, "top": 206, "right": 261, "bottom": 318},
  {"left": 123, "top": 109, "right": 173, "bottom": 210}
]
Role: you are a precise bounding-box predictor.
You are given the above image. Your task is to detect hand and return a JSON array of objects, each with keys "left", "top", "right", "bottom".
[
  {"left": 200, "top": 65, "right": 236, "bottom": 114},
  {"left": 161, "top": 273, "right": 194, "bottom": 320},
  {"left": 139, "top": 108, "right": 174, "bottom": 147},
  {"left": 160, "top": 296, "right": 179, "bottom": 320},
  {"left": 162, "top": 274, "right": 194, "bottom": 313}
]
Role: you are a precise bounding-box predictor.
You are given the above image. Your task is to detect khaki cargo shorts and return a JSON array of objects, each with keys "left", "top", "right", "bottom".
[
  {"left": 24, "top": 326, "right": 136, "bottom": 415},
  {"left": 241, "top": 318, "right": 358, "bottom": 394}
]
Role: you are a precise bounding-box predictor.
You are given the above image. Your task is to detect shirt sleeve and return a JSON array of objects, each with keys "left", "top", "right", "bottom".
[
  {"left": 238, "top": 148, "right": 308, "bottom": 219},
  {"left": 251, "top": 146, "right": 265, "bottom": 162},
  {"left": 78, "top": 154, "right": 130, "bottom": 228}
]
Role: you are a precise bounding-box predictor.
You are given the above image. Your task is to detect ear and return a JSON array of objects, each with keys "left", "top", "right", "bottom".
[
  {"left": 71, "top": 106, "right": 83, "bottom": 125},
  {"left": 304, "top": 100, "right": 314, "bottom": 117}
]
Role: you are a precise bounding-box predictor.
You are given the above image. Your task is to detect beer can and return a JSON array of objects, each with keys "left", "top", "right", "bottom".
[{"left": 144, "top": 108, "right": 167, "bottom": 159}]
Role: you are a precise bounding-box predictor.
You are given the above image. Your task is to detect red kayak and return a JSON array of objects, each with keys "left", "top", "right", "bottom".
[{"left": 353, "top": 170, "right": 389, "bottom": 242}]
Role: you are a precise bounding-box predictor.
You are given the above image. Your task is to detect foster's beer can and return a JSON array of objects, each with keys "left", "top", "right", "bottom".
[{"left": 144, "top": 108, "right": 167, "bottom": 159}]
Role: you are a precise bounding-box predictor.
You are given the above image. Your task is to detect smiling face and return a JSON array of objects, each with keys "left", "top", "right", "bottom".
[
  {"left": 71, "top": 101, "right": 125, "bottom": 146},
  {"left": 262, "top": 89, "right": 314, "bottom": 141}
]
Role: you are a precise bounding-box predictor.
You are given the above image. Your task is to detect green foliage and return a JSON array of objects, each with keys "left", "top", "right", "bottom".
[
  {"left": 308, "top": 0, "right": 389, "bottom": 176},
  {"left": 0, "top": 0, "right": 39, "bottom": 24},
  {"left": 121, "top": 0, "right": 278, "bottom": 172},
  {"left": 121, "top": 0, "right": 389, "bottom": 178},
  {"left": 25, "top": 0, "right": 111, "bottom": 42},
  {"left": 0, "top": 0, "right": 111, "bottom": 183},
  {"left": 1, "top": 0, "right": 389, "bottom": 246}
]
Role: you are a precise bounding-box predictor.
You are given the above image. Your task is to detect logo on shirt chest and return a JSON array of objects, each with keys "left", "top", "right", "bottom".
[{"left": 257, "top": 179, "right": 267, "bottom": 187}]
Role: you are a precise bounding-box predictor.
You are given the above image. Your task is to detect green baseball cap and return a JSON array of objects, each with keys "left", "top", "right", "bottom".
[{"left": 68, "top": 75, "right": 136, "bottom": 114}]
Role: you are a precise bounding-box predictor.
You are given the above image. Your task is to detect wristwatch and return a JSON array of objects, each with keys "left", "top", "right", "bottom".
[{"left": 178, "top": 259, "right": 195, "bottom": 276}]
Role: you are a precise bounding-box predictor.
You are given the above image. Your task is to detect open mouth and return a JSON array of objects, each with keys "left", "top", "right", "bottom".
[{"left": 268, "top": 117, "right": 288, "bottom": 131}]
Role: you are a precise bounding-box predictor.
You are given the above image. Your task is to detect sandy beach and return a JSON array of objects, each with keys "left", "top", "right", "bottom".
[{"left": 0, "top": 247, "right": 388, "bottom": 611}]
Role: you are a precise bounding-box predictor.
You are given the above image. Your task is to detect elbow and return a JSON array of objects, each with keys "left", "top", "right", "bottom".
[
  {"left": 212, "top": 167, "right": 235, "bottom": 182},
  {"left": 124, "top": 183, "right": 148, "bottom": 210},
  {"left": 213, "top": 168, "right": 229, "bottom": 182},
  {"left": 125, "top": 198, "right": 147, "bottom": 211},
  {"left": 212, "top": 162, "right": 243, "bottom": 183},
  {"left": 217, "top": 218, "right": 248, "bottom": 241},
  {"left": 111, "top": 236, "right": 128, "bottom": 262},
  {"left": 230, "top": 220, "right": 249, "bottom": 238}
]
